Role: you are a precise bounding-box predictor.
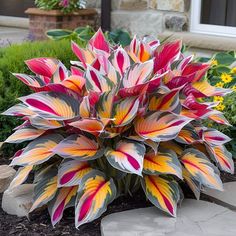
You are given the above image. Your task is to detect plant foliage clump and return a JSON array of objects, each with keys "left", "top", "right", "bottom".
[{"left": 1, "top": 29, "right": 234, "bottom": 228}]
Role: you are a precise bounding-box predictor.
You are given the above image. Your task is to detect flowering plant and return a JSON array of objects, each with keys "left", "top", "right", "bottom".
[
  {"left": 1, "top": 29, "right": 234, "bottom": 228},
  {"left": 200, "top": 52, "right": 236, "bottom": 156},
  {"left": 35, "top": 0, "right": 86, "bottom": 13}
]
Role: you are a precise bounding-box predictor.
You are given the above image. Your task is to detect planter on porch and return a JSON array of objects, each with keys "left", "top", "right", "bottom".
[{"left": 25, "top": 7, "right": 98, "bottom": 40}]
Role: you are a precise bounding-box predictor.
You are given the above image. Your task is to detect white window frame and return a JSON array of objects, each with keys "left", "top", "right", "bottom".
[{"left": 190, "top": 0, "right": 236, "bottom": 37}]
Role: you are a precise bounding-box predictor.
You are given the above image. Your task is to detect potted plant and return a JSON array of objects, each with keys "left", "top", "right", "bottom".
[{"left": 25, "top": 0, "right": 98, "bottom": 40}]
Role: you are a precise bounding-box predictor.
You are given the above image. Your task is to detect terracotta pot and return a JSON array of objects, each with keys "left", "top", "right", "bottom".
[{"left": 25, "top": 7, "right": 98, "bottom": 40}]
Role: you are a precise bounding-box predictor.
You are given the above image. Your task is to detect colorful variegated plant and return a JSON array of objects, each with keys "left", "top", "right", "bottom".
[{"left": 1, "top": 29, "right": 234, "bottom": 228}]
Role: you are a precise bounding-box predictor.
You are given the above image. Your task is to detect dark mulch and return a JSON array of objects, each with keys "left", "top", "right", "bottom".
[{"left": 0, "top": 190, "right": 151, "bottom": 236}]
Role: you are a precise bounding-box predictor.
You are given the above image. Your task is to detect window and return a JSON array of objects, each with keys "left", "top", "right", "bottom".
[{"left": 190, "top": 0, "right": 236, "bottom": 37}]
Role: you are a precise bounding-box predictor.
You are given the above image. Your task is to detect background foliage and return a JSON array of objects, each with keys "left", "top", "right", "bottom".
[{"left": 199, "top": 51, "right": 236, "bottom": 156}]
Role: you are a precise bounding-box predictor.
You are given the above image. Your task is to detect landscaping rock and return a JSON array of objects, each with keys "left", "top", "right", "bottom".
[
  {"left": 2, "top": 184, "right": 34, "bottom": 217},
  {"left": 101, "top": 199, "right": 236, "bottom": 236},
  {"left": 204, "top": 182, "right": 236, "bottom": 210},
  {"left": 0, "top": 165, "right": 16, "bottom": 193}
]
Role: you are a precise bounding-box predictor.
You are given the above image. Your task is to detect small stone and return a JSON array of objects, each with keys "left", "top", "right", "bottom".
[
  {"left": 157, "top": 0, "right": 185, "bottom": 12},
  {"left": 165, "top": 14, "right": 187, "bottom": 32},
  {"left": 0, "top": 165, "right": 16, "bottom": 193},
  {"left": 2, "top": 184, "right": 34, "bottom": 217},
  {"left": 101, "top": 199, "right": 236, "bottom": 236},
  {"left": 204, "top": 182, "right": 236, "bottom": 210}
]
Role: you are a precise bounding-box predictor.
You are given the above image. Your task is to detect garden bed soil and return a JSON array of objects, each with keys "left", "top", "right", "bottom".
[{"left": 0, "top": 184, "right": 151, "bottom": 236}]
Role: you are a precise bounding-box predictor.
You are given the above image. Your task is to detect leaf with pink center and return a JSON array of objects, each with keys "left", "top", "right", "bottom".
[
  {"left": 75, "top": 170, "right": 116, "bottom": 228},
  {"left": 112, "top": 47, "right": 130, "bottom": 76},
  {"left": 202, "top": 129, "right": 231, "bottom": 146},
  {"left": 49, "top": 186, "right": 78, "bottom": 226},
  {"left": 105, "top": 140, "right": 145, "bottom": 176},
  {"left": 19, "top": 91, "right": 80, "bottom": 120},
  {"left": 135, "top": 112, "right": 192, "bottom": 142},
  {"left": 58, "top": 159, "right": 92, "bottom": 187}
]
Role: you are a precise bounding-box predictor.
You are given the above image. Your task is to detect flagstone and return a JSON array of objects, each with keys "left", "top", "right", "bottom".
[{"left": 101, "top": 199, "right": 236, "bottom": 236}]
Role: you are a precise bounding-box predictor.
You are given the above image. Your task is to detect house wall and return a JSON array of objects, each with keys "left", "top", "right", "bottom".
[{"left": 87, "top": 0, "right": 190, "bottom": 36}]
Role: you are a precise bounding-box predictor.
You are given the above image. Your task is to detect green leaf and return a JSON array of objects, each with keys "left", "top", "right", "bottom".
[
  {"left": 46, "top": 29, "right": 73, "bottom": 40},
  {"left": 215, "top": 52, "right": 235, "bottom": 65}
]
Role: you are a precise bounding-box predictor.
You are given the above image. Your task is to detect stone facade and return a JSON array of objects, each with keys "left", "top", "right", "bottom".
[{"left": 88, "top": 0, "right": 190, "bottom": 36}]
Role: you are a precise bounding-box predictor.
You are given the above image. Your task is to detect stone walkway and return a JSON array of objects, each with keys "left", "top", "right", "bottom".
[
  {"left": 0, "top": 26, "right": 29, "bottom": 47},
  {"left": 101, "top": 199, "right": 236, "bottom": 236},
  {"left": 101, "top": 182, "right": 236, "bottom": 236}
]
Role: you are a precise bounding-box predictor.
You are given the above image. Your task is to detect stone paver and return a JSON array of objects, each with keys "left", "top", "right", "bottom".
[
  {"left": 0, "top": 27, "right": 29, "bottom": 47},
  {"left": 204, "top": 182, "right": 236, "bottom": 210},
  {"left": 0, "top": 165, "right": 16, "bottom": 193},
  {"left": 2, "top": 184, "right": 34, "bottom": 217},
  {"left": 101, "top": 199, "right": 236, "bottom": 236}
]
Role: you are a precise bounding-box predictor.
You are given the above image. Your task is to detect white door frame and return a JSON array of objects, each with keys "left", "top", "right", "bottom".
[{"left": 190, "top": 0, "right": 236, "bottom": 37}]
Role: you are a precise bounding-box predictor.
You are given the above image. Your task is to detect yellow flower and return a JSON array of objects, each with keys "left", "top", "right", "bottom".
[
  {"left": 215, "top": 82, "right": 224, "bottom": 88},
  {"left": 231, "top": 67, "right": 236, "bottom": 74},
  {"left": 215, "top": 104, "right": 225, "bottom": 111},
  {"left": 213, "top": 96, "right": 224, "bottom": 102},
  {"left": 211, "top": 59, "right": 218, "bottom": 66},
  {"left": 221, "top": 73, "right": 233, "bottom": 83}
]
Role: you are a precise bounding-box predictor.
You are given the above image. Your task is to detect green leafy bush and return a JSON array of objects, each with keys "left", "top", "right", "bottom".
[
  {"left": 46, "top": 26, "right": 132, "bottom": 47},
  {"left": 0, "top": 40, "right": 77, "bottom": 156}
]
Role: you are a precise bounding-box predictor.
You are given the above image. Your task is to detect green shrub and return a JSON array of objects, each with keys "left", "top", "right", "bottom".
[{"left": 0, "top": 39, "right": 77, "bottom": 157}]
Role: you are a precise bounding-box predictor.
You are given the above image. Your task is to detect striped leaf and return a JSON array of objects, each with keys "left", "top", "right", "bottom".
[
  {"left": 142, "top": 175, "right": 180, "bottom": 217},
  {"left": 58, "top": 160, "right": 92, "bottom": 187},
  {"left": 69, "top": 118, "right": 104, "bottom": 133},
  {"left": 10, "top": 134, "right": 63, "bottom": 166},
  {"left": 29, "top": 116, "right": 64, "bottom": 130},
  {"left": 112, "top": 97, "right": 139, "bottom": 127},
  {"left": 53, "top": 134, "right": 104, "bottom": 161},
  {"left": 112, "top": 47, "right": 130, "bottom": 76},
  {"left": 19, "top": 92, "right": 80, "bottom": 120},
  {"left": 122, "top": 60, "right": 153, "bottom": 88},
  {"left": 5, "top": 127, "right": 45, "bottom": 144},
  {"left": 49, "top": 186, "right": 78, "bottom": 226},
  {"left": 181, "top": 149, "right": 223, "bottom": 190},
  {"left": 149, "top": 90, "right": 180, "bottom": 112},
  {"left": 105, "top": 140, "right": 146, "bottom": 176},
  {"left": 135, "top": 112, "right": 192, "bottom": 142},
  {"left": 175, "top": 125, "right": 199, "bottom": 144},
  {"left": 183, "top": 167, "right": 201, "bottom": 200},
  {"left": 75, "top": 170, "right": 116, "bottom": 228},
  {"left": 30, "top": 168, "right": 58, "bottom": 212},
  {"left": 207, "top": 145, "right": 234, "bottom": 174},
  {"left": 9, "top": 165, "right": 33, "bottom": 189},
  {"left": 143, "top": 149, "right": 182, "bottom": 178},
  {"left": 202, "top": 129, "right": 231, "bottom": 147}
]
